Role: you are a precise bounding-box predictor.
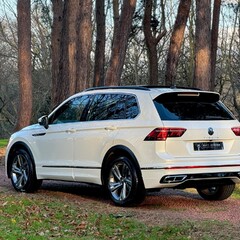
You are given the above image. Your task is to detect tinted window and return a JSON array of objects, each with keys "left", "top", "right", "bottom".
[
  {"left": 49, "top": 95, "right": 90, "bottom": 124},
  {"left": 86, "top": 94, "right": 139, "bottom": 121},
  {"left": 126, "top": 95, "right": 139, "bottom": 119},
  {"left": 154, "top": 93, "right": 234, "bottom": 121}
]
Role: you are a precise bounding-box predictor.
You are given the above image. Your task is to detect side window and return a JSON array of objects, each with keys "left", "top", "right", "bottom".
[
  {"left": 86, "top": 94, "right": 139, "bottom": 121},
  {"left": 86, "top": 94, "right": 119, "bottom": 121},
  {"left": 108, "top": 94, "right": 126, "bottom": 119},
  {"left": 126, "top": 95, "right": 139, "bottom": 119},
  {"left": 49, "top": 95, "right": 90, "bottom": 124}
]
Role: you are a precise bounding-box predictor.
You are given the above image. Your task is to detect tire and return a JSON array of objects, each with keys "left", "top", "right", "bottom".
[
  {"left": 104, "top": 156, "right": 145, "bottom": 206},
  {"left": 9, "top": 149, "right": 42, "bottom": 193},
  {"left": 197, "top": 184, "right": 235, "bottom": 201}
]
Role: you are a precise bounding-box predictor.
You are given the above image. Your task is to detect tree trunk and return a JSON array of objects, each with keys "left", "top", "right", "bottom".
[
  {"left": 210, "top": 0, "right": 221, "bottom": 91},
  {"left": 15, "top": 0, "right": 32, "bottom": 131},
  {"left": 193, "top": 0, "right": 211, "bottom": 90},
  {"left": 67, "top": 0, "right": 80, "bottom": 94},
  {"left": 56, "top": 1, "right": 71, "bottom": 105},
  {"left": 165, "top": 0, "right": 191, "bottom": 86},
  {"left": 188, "top": 3, "right": 195, "bottom": 87},
  {"left": 105, "top": 0, "right": 137, "bottom": 86},
  {"left": 143, "top": 0, "right": 167, "bottom": 86},
  {"left": 51, "top": 0, "right": 63, "bottom": 107},
  {"left": 53, "top": 0, "right": 92, "bottom": 104},
  {"left": 93, "top": 0, "right": 105, "bottom": 87},
  {"left": 56, "top": 0, "right": 79, "bottom": 105},
  {"left": 112, "top": 0, "right": 120, "bottom": 40},
  {"left": 76, "top": 0, "right": 93, "bottom": 92}
]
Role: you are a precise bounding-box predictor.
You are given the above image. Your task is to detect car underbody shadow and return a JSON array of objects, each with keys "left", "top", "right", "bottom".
[
  {"left": 40, "top": 180, "right": 108, "bottom": 202},
  {"left": 40, "top": 180, "right": 203, "bottom": 207}
]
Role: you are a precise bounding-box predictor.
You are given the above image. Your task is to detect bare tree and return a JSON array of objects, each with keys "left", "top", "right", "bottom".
[
  {"left": 193, "top": 0, "right": 211, "bottom": 90},
  {"left": 210, "top": 0, "right": 221, "bottom": 90},
  {"left": 51, "top": 0, "right": 63, "bottom": 107},
  {"left": 93, "top": 0, "right": 105, "bottom": 87},
  {"left": 228, "top": 3, "right": 240, "bottom": 117},
  {"left": 105, "top": 0, "right": 137, "bottom": 86},
  {"left": 56, "top": 1, "right": 81, "bottom": 105},
  {"left": 76, "top": 0, "right": 93, "bottom": 91},
  {"left": 50, "top": 0, "right": 92, "bottom": 105},
  {"left": 15, "top": 0, "right": 32, "bottom": 130},
  {"left": 55, "top": 1, "right": 74, "bottom": 105},
  {"left": 143, "top": 0, "right": 166, "bottom": 85},
  {"left": 165, "top": 0, "right": 191, "bottom": 86}
]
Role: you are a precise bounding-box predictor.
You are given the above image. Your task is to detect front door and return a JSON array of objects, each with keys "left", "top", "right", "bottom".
[
  {"left": 35, "top": 94, "right": 91, "bottom": 180},
  {"left": 34, "top": 123, "right": 74, "bottom": 181}
]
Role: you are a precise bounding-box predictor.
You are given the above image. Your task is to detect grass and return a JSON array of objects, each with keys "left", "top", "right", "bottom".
[
  {"left": 0, "top": 139, "right": 8, "bottom": 148},
  {"left": 232, "top": 185, "right": 240, "bottom": 198},
  {"left": 0, "top": 194, "right": 158, "bottom": 239},
  {"left": 0, "top": 193, "right": 237, "bottom": 240}
]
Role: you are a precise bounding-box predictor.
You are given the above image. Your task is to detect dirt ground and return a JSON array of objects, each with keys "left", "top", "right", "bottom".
[{"left": 1, "top": 147, "right": 240, "bottom": 238}]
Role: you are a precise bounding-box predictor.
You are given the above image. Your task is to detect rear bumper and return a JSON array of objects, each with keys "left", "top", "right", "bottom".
[
  {"left": 141, "top": 166, "right": 240, "bottom": 189},
  {"left": 160, "top": 172, "right": 240, "bottom": 189}
]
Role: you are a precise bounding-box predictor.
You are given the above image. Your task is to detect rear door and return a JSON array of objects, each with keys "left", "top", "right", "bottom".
[
  {"left": 72, "top": 93, "right": 121, "bottom": 182},
  {"left": 72, "top": 93, "right": 140, "bottom": 183}
]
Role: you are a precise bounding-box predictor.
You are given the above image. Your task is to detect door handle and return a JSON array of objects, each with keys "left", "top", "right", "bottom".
[
  {"left": 105, "top": 126, "right": 117, "bottom": 131},
  {"left": 66, "top": 129, "right": 76, "bottom": 134}
]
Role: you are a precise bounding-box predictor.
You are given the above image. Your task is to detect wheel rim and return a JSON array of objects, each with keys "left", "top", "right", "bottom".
[
  {"left": 108, "top": 162, "right": 133, "bottom": 202},
  {"left": 11, "top": 154, "right": 29, "bottom": 190},
  {"left": 201, "top": 186, "right": 219, "bottom": 196}
]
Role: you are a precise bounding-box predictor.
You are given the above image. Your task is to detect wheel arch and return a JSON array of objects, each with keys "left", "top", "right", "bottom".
[
  {"left": 7, "top": 141, "right": 36, "bottom": 178},
  {"left": 101, "top": 145, "right": 144, "bottom": 187}
]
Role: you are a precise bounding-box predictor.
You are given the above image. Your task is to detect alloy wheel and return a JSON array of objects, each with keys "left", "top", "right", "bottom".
[
  {"left": 108, "top": 161, "right": 133, "bottom": 202},
  {"left": 11, "top": 153, "right": 29, "bottom": 190}
]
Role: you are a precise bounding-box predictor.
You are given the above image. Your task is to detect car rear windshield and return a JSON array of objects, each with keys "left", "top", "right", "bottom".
[{"left": 154, "top": 92, "right": 235, "bottom": 121}]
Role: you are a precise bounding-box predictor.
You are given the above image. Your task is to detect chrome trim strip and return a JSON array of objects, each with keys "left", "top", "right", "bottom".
[
  {"left": 42, "top": 165, "right": 101, "bottom": 169},
  {"left": 141, "top": 164, "right": 240, "bottom": 170}
]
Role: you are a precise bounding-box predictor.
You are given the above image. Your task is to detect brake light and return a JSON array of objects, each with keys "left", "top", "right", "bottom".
[
  {"left": 144, "top": 128, "right": 186, "bottom": 141},
  {"left": 232, "top": 127, "right": 240, "bottom": 136}
]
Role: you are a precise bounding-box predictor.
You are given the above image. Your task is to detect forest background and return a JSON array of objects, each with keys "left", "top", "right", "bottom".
[{"left": 0, "top": 0, "right": 239, "bottom": 138}]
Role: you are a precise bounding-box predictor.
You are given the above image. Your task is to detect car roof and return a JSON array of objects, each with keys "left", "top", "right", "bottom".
[
  {"left": 83, "top": 85, "right": 219, "bottom": 99},
  {"left": 84, "top": 85, "right": 201, "bottom": 92}
]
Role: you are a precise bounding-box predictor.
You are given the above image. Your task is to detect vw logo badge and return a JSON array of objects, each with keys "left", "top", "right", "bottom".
[{"left": 208, "top": 127, "right": 214, "bottom": 136}]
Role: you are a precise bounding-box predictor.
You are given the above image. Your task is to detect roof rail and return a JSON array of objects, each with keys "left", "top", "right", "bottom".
[
  {"left": 141, "top": 85, "right": 201, "bottom": 90},
  {"left": 84, "top": 86, "right": 150, "bottom": 91},
  {"left": 84, "top": 85, "right": 201, "bottom": 92}
]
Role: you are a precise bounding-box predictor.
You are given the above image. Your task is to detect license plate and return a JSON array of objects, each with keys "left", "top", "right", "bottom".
[{"left": 194, "top": 142, "right": 224, "bottom": 151}]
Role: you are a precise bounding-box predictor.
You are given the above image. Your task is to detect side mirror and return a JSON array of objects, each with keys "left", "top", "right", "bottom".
[{"left": 38, "top": 115, "right": 49, "bottom": 129}]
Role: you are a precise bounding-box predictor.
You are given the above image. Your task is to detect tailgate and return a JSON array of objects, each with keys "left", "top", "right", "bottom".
[{"left": 162, "top": 120, "right": 240, "bottom": 157}]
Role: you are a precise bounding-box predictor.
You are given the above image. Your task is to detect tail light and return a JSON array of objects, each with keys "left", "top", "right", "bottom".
[
  {"left": 232, "top": 127, "right": 240, "bottom": 136},
  {"left": 144, "top": 128, "right": 186, "bottom": 141}
]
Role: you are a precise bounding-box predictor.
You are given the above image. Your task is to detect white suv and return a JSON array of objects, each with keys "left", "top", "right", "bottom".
[{"left": 5, "top": 86, "right": 240, "bottom": 206}]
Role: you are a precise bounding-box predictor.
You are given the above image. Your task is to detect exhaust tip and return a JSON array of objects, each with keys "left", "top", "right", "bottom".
[{"left": 161, "top": 175, "right": 187, "bottom": 184}]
